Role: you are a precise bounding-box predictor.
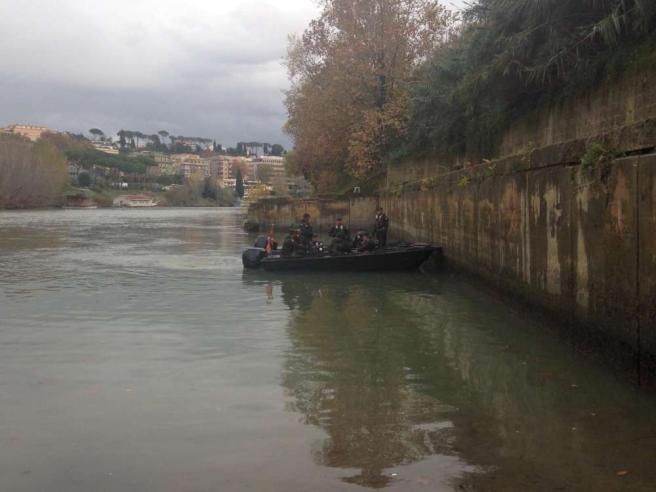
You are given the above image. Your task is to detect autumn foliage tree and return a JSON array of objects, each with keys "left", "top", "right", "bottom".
[
  {"left": 285, "top": 0, "right": 453, "bottom": 190},
  {"left": 0, "top": 134, "right": 68, "bottom": 209}
]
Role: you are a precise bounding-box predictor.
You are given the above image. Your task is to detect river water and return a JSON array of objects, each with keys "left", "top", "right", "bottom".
[{"left": 1, "top": 208, "right": 656, "bottom": 491}]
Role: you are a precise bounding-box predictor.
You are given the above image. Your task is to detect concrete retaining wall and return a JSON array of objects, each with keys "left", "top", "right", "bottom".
[
  {"left": 246, "top": 196, "right": 380, "bottom": 235},
  {"left": 380, "top": 154, "right": 656, "bottom": 379}
]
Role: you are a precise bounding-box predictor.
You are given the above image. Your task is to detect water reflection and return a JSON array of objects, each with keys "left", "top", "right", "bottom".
[
  {"left": 275, "top": 275, "right": 466, "bottom": 488},
  {"left": 271, "top": 273, "right": 656, "bottom": 490}
]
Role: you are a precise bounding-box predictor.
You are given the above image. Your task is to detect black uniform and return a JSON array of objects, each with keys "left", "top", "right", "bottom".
[
  {"left": 299, "top": 219, "right": 313, "bottom": 253},
  {"left": 353, "top": 232, "right": 375, "bottom": 252},
  {"left": 373, "top": 210, "right": 389, "bottom": 247},
  {"left": 281, "top": 235, "right": 295, "bottom": 257},
  {"left": 329, "top": 222, "right": 351, "bottom": 254}
]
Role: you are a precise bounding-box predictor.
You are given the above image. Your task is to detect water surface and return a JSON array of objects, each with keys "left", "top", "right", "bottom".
[{"left": 1, "top": 208, "right": 655, "bottom": 491}]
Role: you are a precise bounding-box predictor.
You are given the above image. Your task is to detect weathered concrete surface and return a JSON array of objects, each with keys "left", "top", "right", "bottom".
[
  {"left": 246, "top": 196, "right": 379, "bottom": 235},
  {"left": 500, "top": 65, "right": 656, "bottom": 156},
  {"left": 639, "top": 155, "right": 656, "bottom": 376},
  {"left": 380, "top": 154, "right": 656, "bottom": 379}
]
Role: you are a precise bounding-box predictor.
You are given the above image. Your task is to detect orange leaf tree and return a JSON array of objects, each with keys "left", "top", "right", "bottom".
[{"left": 285, "top": 0, "right": 454, "bottom": 191}]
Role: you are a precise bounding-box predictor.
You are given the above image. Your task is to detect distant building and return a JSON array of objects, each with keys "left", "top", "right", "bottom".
[
  {"left": 92, "top": 142, "right": 119, "bottom": 155},
  {"left": 149, "top": 153, "right": 178, "bottom": 176},
  {"left": 252, "top": 155, "right": 286, "bottom": 181},
  {"left": 68, "top": 163, "right": 82, "bottom": 180},
  {"left": 174, "top": 138, "right": 213, "bottom": 151},
  {"left": 170, "top": 154, "right": 210, "bottom": 177},
  {"left": 0, "top": 124, "right": 56, "bottom": 141},
  {"left": 209, "top": 155, "right": 232, "bottom": 181}
]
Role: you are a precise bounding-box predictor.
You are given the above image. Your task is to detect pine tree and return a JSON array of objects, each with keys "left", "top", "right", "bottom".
[{"left": 235, "top": 168, "right": 244, "bottom": 198}]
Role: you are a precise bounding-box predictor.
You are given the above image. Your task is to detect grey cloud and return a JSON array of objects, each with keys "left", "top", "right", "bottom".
[{"left": 0, "top": 0, "right": 319, "bottom": 146}]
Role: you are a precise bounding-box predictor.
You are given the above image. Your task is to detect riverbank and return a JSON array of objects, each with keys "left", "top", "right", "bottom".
[
  {"left": 1, "top": 188, "right": 238, "bottom": 210},
  {"left": 246, "top": 61, "right": 656, "bottom": 386}
]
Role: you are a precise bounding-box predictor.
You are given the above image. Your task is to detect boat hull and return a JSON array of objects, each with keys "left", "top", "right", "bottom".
[{"left": 259, "top": 245, "right": 435, "bottom": 272}]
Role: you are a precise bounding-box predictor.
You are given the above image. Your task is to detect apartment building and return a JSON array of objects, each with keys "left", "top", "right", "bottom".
[
  {"left": 0, "top": 124, "right": 56, "bottom": 141},
  {"left": 171, "top": 153, "right": 210, "bottom": 177}
]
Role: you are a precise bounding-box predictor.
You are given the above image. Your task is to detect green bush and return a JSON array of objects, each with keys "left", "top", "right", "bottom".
[{"left": 402, "top": 0, "right": 656, "bottom": 162}]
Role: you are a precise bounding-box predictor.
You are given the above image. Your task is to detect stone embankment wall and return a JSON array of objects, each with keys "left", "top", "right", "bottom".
[
  {"left": 382, "top": 153, "right": 656, "bottom": 378},
  {"left": 381, "top": 63, "right": 656, "bottom": 378},
  {"left": 247, "top": 64, "right": 656, "bottom": 378},
  {"left": 245, "top": 196, "right": 379, "bottom": 235}
]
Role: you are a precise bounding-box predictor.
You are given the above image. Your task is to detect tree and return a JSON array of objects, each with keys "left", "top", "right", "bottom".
[
  {"left": 403, "top": 0, "right": 656, "bottom": 159},
  {"left": 0, "top": 134, "right": 68, "bottom": 208},
  {"left": 118, "top": 130, "right": 127, "bottom": 149},
  {"left": 89, "top": 128, "right": 104, "bottom": 141},
  {"left": 236, "top": 142, "right": 248, "bottom": 156},
  {"left": 235, "top": 168, "right": 244, "bottom": 198},
  {"left": 271, "top": 144, "right": 284, "bottom": 157},
  {"left": 77, "top": 172, "right": 92, "bottom": 187},
  {"left": 285, "top": 0, "right": 454, "bottom": 189},
  {"left": 256, "top": 164, "right": 274, "bottom": 184},
  {"left": 158, "top": 130, "right": 170, "bottom": 148}
]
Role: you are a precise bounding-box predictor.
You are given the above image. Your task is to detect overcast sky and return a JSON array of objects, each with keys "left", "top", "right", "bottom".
[{"left": 0, "top": 0, "right": 465, "bottom": 148}]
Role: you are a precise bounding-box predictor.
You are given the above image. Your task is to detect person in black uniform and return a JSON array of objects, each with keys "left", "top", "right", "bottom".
[
  {"left": 373, "top": 207, "right": 389, "bottom": 247},
  {"left": 291, "top": 228, "right": 305, "bottom": 256},
  {"left": 299, "top": 213, "right": 313, "bottom": 254},
  {"left": 281, "top": 229, "right": 296, "bottom": 257},
  {"left": 328, "top": 217, "right": 351, "bottom": 254},
  {"left": 352, "top": 231, "right": 375, "bottom": 252}
]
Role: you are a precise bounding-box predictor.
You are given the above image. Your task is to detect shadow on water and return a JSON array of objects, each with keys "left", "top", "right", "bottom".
[{"left": 242, "top": 272, "right": 656, "bottom": 490}]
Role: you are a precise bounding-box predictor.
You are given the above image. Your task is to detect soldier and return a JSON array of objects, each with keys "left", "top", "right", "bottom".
[
  {"left": 373, "top": 207, "right": 389, "bottom": 247},
  {"left": 353, "top": 231, "right": 375, "bottom": 252},
  {"left": 281, "top": 229, "right": 296, "bottom": 257},
  {"left": 291, "top": 228, "right": 305, "bottom": 256},
  {"left": 329, "top": 217, "right": 351, "bottom": 254},
  {"left": 299, "top": 213, "right": 313, "bottom": 253}
]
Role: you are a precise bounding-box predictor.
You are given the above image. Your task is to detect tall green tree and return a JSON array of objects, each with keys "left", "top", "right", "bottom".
[
  {"left": 158, "top": 130, "right": 170, "bottom": 148},
  {"left": 270, "top": 144, "right": 284, "bottom": 157},
  {"left": 235, "top": 168, "right": 244, "bottom": 198},
  {"left": 118, "top": 130, "right": 127, "bottom": 149},
  {"left": 89, "top": 128, "right": 104, "bottom": 141}
]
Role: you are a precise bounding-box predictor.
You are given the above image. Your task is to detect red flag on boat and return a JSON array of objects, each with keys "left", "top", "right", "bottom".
[{"left": 265, "top": 224, "right": 275, "bottom": 255}]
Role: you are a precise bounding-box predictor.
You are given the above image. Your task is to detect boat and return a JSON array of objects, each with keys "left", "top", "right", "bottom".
[
  {"left": 112, "top": 194, "right": 158, "bottom": 207},
  {"left": 242, "top": 237, "right": 436, "bottom": 272}
]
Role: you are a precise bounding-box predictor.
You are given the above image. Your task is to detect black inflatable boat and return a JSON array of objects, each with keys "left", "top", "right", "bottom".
[{"left": 242, "top": 237, "right": 435, "bottom": 272}]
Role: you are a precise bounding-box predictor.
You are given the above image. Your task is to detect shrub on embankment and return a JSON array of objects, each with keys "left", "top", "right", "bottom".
[
  {"left": 162, "top": 175, "right": 236, "bottom": 207},
  {"left": 402, "top": 0, "right": 656, "bottom": 161},
  {"left": 0, "top": 134, "right": 68, "bottom": 209}
]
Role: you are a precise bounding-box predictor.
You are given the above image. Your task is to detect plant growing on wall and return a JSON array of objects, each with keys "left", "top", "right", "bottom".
[{"left": 580, "top": 143, "right": 614, "bottom": 173}]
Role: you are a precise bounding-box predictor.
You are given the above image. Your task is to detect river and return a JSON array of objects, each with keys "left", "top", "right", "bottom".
[{"left": 1, "top": 208, "right": 655, "bottom": 491}]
